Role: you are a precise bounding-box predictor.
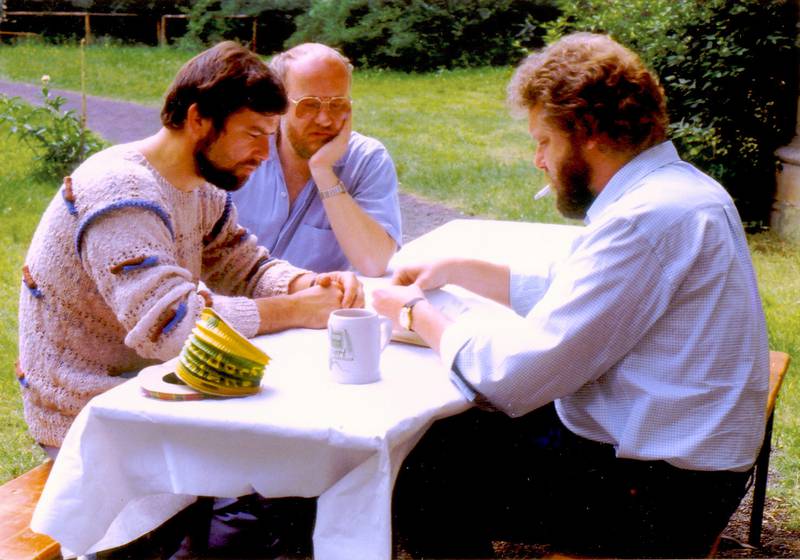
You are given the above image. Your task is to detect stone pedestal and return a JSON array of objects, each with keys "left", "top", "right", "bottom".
[
  {"left": 773, "top": 117, "right": 800, "bottom": 242},
  {"left": 772, "top": 0, "right": 800, "bottom": 242}
]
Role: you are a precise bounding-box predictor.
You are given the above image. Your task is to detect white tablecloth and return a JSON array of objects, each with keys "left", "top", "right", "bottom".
[{"left": 31, "top": 219, "right": 583, "bottom": 559}]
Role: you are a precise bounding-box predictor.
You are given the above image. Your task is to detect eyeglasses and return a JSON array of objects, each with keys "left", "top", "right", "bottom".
[{"left": 289, "top": 96, "right": 352, "bottom": 119}]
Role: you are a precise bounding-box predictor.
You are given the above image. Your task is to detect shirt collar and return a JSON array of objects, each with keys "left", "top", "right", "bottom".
[
  {"left": 585, "top": 141, "right": 680, "bottom": 224},
  {"left": 266, "top": 133, "right": 279, "bottom": 164}
]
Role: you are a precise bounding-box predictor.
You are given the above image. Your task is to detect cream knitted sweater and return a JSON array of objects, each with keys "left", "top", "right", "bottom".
[{"left": 18, "top": 144, "right": 306, "bottom": 446}]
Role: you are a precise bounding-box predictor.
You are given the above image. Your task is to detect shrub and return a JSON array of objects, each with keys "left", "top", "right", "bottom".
[
  {"left": 177, "top": 0, "right": 237, "bottom": 49},
  {"left": 177, "top": 0, "right": 309, "bottom": 51},
  {"left": 0, "top": 76, "right": 106, "bottom": 179},
  {"left": 288, "top": 0, "right": 560, "bottom": 71},
  {"left": 545, "top": 0, "right": 797, "bottom": 226}
]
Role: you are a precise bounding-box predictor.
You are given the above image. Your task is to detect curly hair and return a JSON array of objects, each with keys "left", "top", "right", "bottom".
[
  {"left": 161, "top": 41, "right": 287, "bottom": 131},
  {"left": 508, "top": 33, "right": 668, "bottom": 154}
]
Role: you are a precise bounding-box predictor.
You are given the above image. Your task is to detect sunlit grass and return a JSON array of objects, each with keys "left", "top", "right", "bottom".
[
  {"left": 0, "top": 41, "right": 189, "bottom": 106},
  {"left": 749, "top": 231, "right": 800, "bottom": 524},
  {"left": 0, "top": 133, "right": 53, "bottom": 481},
  {"left": 353, "top": 68, "right": 567, "bottom": 224}
]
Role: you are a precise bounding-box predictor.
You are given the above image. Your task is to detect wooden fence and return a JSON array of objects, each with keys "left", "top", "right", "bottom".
[{"left": 1, "top": 11, "right": 259, "bottom": 50}]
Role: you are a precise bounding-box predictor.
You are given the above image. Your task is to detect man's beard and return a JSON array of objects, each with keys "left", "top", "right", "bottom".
[
  {"left": 554, "top": 144, "right": 595, "bottom": 220},
  {"left": 194, "top": 132, "right": 247, "bottom": 192}
]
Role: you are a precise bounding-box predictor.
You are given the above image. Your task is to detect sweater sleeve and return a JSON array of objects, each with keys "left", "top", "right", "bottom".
[
  {"left": 79, "top": 205, "right": 216, "bottom": 361},
  {"left": 201, "top": 194, "right": 309, "bottom": 300}
]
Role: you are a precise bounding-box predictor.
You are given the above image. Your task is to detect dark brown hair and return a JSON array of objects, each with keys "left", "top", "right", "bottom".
[
  {"left": 161, "top": 41, "right": 287, "bottom": 130},
  {"left": 508, "top": 32, "right": 668, "bottom": 154}
]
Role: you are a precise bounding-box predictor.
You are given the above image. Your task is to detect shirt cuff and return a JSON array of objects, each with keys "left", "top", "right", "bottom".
[
  {"left": 440, "top": 311, "right": 488, "bottom": 406},
  {"left": 212, "top": 296, "right": 260, "bottom": 339},
  {"left": 383, "top": 221, "right": 403, "bottom": 249},
  {"left": 439, "top": 313, "right": 476, "bottom": 371}
]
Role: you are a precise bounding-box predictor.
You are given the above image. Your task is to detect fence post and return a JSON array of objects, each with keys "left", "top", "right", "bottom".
[
  {"left": 79, "top": 38, "right": 87, "bottom": 157},
  {"left": 251, "top": 17, "right": 257, "bottom": 52},
  {"left": 160, "top": 15, "right": 169, "bottom": 45},
  {"left": 84, "top": 12, "right": 91, "bottom": 45}
]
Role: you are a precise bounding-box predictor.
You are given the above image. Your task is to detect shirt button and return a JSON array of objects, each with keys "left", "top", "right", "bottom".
[{"left": 280, "top": 191, "right": 287, "bottom": 198}]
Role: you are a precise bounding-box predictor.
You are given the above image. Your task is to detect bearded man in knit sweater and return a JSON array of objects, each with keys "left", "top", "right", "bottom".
[{"left": 17, "top": 41, "right": 362, "bottom": 454}]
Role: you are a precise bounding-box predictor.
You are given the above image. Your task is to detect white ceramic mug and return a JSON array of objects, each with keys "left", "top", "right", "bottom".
[{"left": 327, "top": 308, "right": 393, "bottom": 384}]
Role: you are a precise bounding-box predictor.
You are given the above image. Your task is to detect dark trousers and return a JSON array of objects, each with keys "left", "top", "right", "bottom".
[
  {"left": 393, "top": 404, "right": 751, "bottom": 559},
  {"left": 171, "top": 495, "right": 316, "bottom": 559},
  {"left": 93, "top": 496, "right": 316, "bottom": 559}
]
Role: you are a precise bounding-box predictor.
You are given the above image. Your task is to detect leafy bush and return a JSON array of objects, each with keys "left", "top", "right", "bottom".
[
  {"left": 546, "top": 0, "right": 797, "bottom": 226},
  {"left": 177, "top": 0, "right": 236, "bottom": 49},
  {"left": 0, "top": 77, "right": 106, "bottom": 179},
  {"left": 288, "top": 0, "right": 559, "bottom": 71},
  {"left": 177, "top": 0, "right": 309, "bottom": 51}
]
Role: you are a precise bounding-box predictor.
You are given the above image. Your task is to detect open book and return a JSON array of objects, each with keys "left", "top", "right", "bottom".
[{"left": 361, "top": 277, "right": 514, "bottom": 348}]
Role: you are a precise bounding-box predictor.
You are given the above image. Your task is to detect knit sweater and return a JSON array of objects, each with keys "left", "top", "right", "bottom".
[{"left": 18, "top": 143, "right": 306, "bottom": 446}]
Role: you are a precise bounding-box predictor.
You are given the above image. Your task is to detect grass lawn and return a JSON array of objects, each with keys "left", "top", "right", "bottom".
[
  {"left": 0, "top": 41, "right": 187, "bottom": 106},
  {"left": 1, "top": 42, "right": 798, "bottom": 529},
  {"left": 0, "top": 134, "right": 57, "bottom": 481}
]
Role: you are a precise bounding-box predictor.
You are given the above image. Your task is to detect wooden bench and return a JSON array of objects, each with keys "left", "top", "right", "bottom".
[
  {"left": 749, "top": 350, "right": 791, "bottom": 547},
  {"left": 0, "top": 459, "right": 61, "bottom": 560}
]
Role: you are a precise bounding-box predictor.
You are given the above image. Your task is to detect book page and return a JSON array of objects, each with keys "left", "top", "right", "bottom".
[{"left": 361, "top": 277, "right": 515, "bottom": 348}]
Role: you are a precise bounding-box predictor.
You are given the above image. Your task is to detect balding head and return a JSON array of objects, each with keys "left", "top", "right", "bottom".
[{"left": 270, "top": 43, "right": 353, "bottom": 87}]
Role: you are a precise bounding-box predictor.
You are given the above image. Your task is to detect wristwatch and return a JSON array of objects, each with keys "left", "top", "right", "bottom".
[
  {"left": 399, "top": 297, "right": 425, "bottom": 332},
  {"left": 318, "top": 180, "right": 347, "bottom": 200}
]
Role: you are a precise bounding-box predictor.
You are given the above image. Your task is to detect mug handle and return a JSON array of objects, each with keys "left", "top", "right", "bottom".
[{"left": 379, "top": 317, "right": 393, "bottom": 350}]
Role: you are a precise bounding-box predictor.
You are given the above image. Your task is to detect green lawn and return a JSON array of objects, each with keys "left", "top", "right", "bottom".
[
  {"left": 1, "top": 42, "right": 798, "bottom": 529},
  {"left": 0, "top": 42, "right": 187, "bottom": 106},
  {"left": 0, "top": 134, "right": 56, "bottom": 480}
]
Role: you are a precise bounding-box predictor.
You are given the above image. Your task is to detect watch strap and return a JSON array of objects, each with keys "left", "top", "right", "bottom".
[
  {"left": 402, "top": 296, "right": 426, "bottom": 332},
  {"left": 318, "top": 180, "right": 347, "bottom": 200}
]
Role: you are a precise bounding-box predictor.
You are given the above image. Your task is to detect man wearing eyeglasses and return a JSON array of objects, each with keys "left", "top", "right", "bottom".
[{"left": 231, "top": 43, "right": 402, "bottom": 277}]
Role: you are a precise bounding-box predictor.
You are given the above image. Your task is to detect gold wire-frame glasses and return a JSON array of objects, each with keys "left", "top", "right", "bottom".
[{"left": 289, "top": 96, "right": 352, "bottom": 118}]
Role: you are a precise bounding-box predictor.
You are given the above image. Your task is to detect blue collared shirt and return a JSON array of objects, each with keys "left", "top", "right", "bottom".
[
  {"left": 231, "top": 132, "right": 402, "bottom": 272},
  {"left": 440, "top": 141, "right": 769, "bottom": 472}
]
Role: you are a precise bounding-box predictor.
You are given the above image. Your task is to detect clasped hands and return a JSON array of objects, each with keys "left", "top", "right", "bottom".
[
  {"left": 288, "top": 270, "right": 364, "bottom": 328},
  {"left": 313, "top": 270, "right": 363, "bottom": 308}
]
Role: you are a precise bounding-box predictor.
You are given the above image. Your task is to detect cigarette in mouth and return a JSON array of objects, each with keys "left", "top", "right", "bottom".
[{"left": 534, "top": 184, "right": 551, "bottom": 201}]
